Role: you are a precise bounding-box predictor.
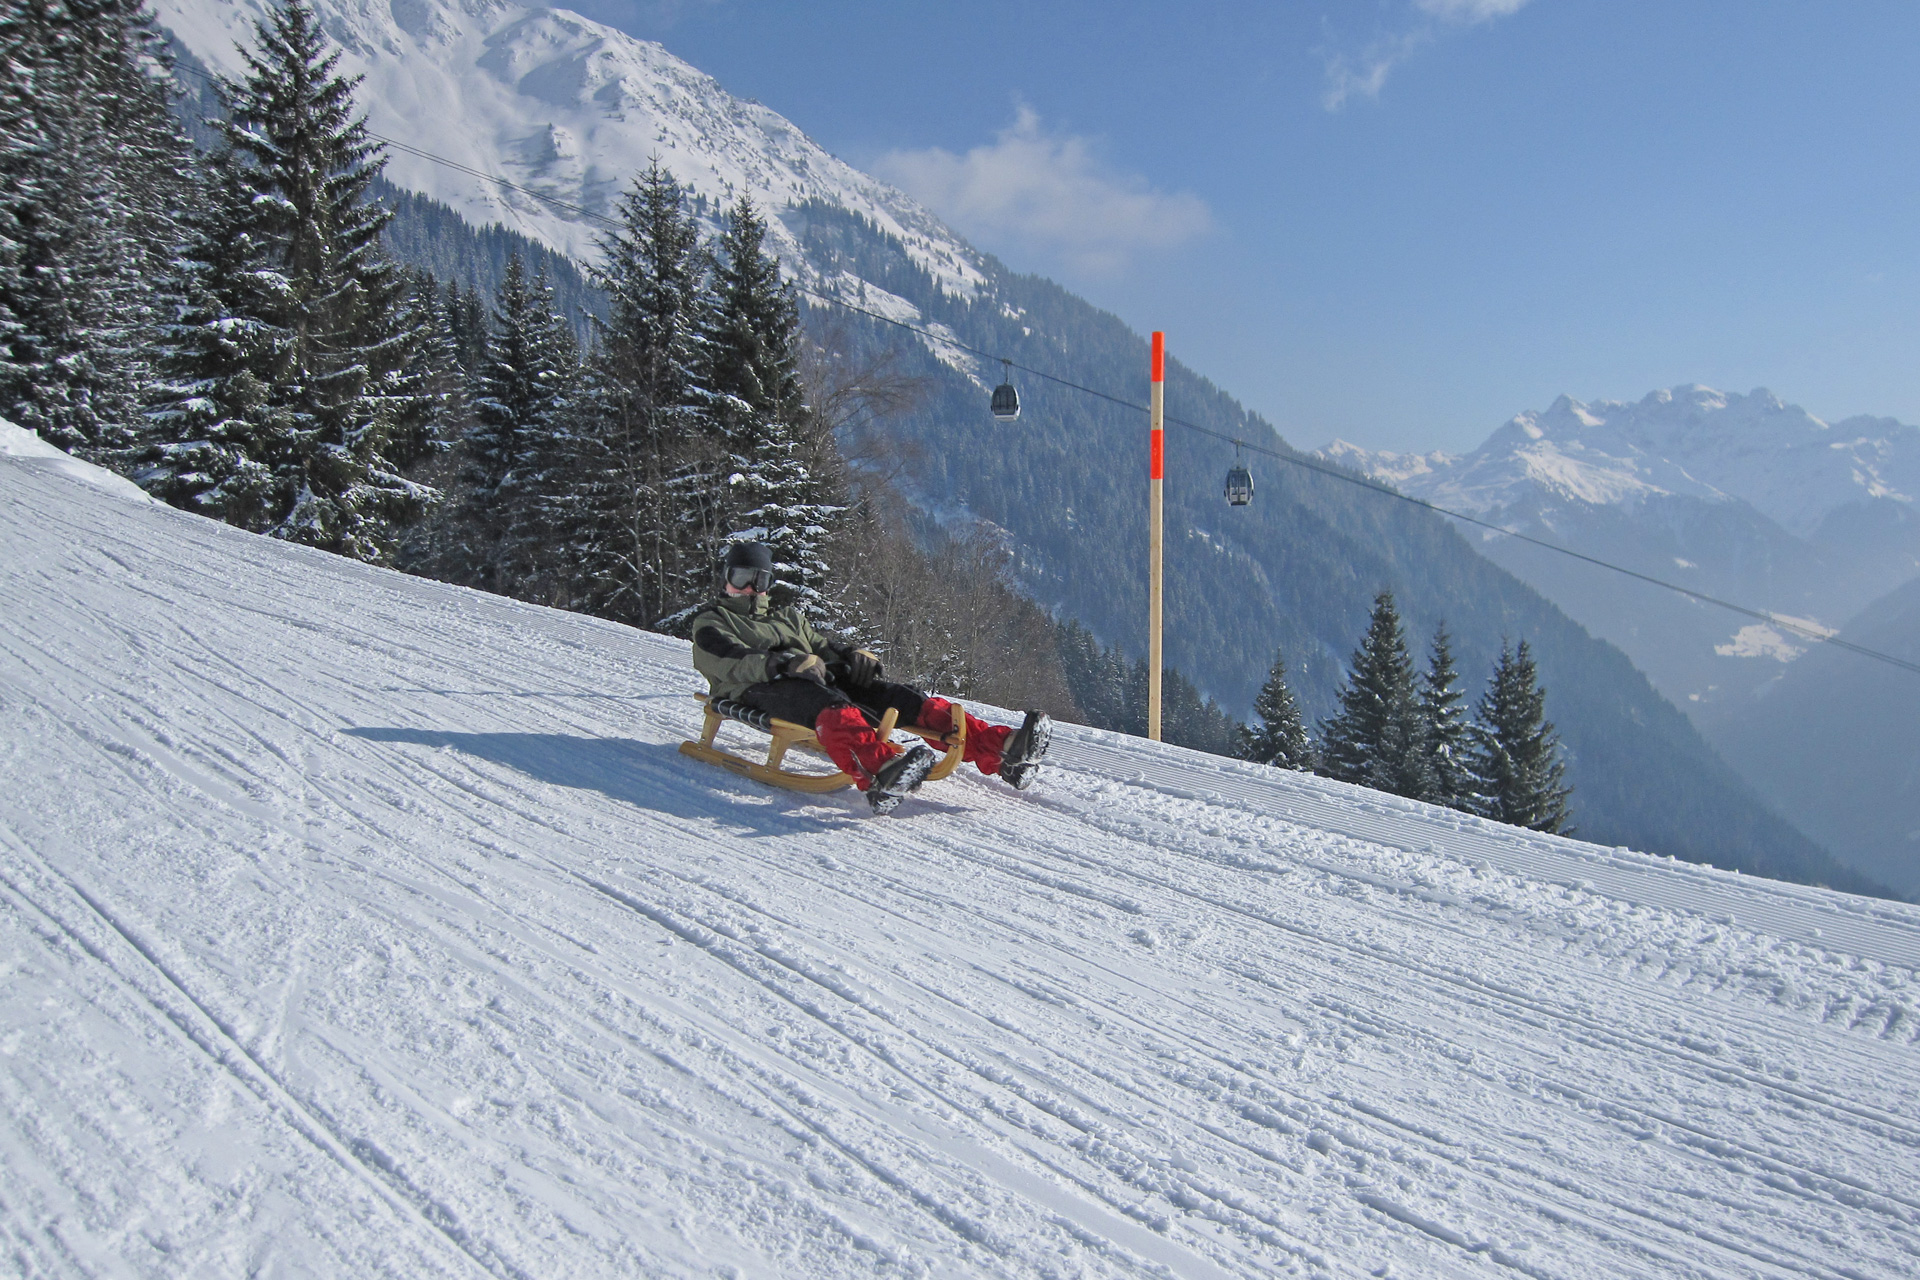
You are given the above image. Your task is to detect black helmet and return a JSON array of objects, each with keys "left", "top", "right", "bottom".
[{"left": 723, "top": 542, "right": 774, "bottom": 593}]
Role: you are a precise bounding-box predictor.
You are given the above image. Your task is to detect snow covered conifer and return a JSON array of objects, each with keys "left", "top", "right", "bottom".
[
  {"left": 1238, "top": 646, "right": 1312, "bottom": 770},
  {"left": 706, "top": 196, "right": 838, "bottom": 621},
  {"left": 469, "top": 253, "right": 560, "bottom": 499},
  {"left": 1418, "top": 626, "right": 1474, "bottom": 808},
  {"left": 450, "top": 252, "right": 579, "bottom": 591},
  {"left": 1468, "top": 640, "right": 1573, "bottom": 833},
  {"left": 0, "top": 0, "right": 192, "bottom": 458},
  {"left": 556, "top": 160, "right": 714, "bottom": 628},
  {"left": 1318, "top": 591, "right": 1433, "bottom": 799},
  {"left": 142, "top": 0, "right": 436, "bottom": 562}
]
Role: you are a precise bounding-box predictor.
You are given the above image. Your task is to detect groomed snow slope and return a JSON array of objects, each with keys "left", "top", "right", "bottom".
[{"left": 3, "top": 452, "right": 1919, "bottom": 1280}]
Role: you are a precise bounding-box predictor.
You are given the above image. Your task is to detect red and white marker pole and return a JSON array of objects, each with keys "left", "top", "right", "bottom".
[{"left": 1148, "top": 331, "right": 1165, "bottom": 742}]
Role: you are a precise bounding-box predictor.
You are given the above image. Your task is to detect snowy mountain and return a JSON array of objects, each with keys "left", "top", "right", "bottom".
[
  {"left": 8, "top": 420, "right": 1920, "bottom": 1276},
  {"left": 152, "top": 0, "right": 988, "bottom": 346},
  {"left": 1322, "top": 386, "right": 1920, "bottom": 720}
]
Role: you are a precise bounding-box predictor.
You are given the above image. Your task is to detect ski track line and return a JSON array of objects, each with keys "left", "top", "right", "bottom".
[
  {"left": 737, "top": 786, "right": 1920, "bottom": 1274},
  {"left": 910, "top": 790, "right": 1915, "bottom": 1171},
  {"left": 877, "top": 879, "right": 1892, "bottom": 1280},
  {"left": 329, "top": 743, "right": 1247, "bottom": 1278},
  {"left": 0, "top": 823, "right": 510, "bottom": 1280},
  {"left": 360, "top": 714, "right": 1914, "bottom": 1280},
  {"left": 1055, "top": 740, "right": 1920, "bottom": 968},
  {"left": 1018, "top": 768, "right": 1920, "bottom": 1148},
  {"left": 1029, "top": 823, "right": 1920, "bottom": 1241},
  {"left": 478, "top": 771, "right": 1891, "bottom": 1280}
]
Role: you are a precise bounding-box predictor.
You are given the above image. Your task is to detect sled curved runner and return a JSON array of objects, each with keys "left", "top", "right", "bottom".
[{"left": 678, "top": 694, "right": 967, "bottom": 792}]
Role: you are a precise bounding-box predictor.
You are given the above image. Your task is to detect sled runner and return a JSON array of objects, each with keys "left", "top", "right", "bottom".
[{"left": 679, "top": 694, "right": 968, "bottom": 793}]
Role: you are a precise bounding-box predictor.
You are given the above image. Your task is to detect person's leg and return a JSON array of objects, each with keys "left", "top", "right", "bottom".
[
  {"left": 738, "top": 677, "right": 898, "bottom": 786},
  {"left": 910, "top": 693, "right": 1015, "bottom": 777},
  {"left": 847, "top": 679, "right": 1012, "bottom": 776},
  {"left": 850, "top": 678, "right": 925, "bottom": 726},
  {"left": 736, "top": 676, "right": 844, "bottom": 725}
]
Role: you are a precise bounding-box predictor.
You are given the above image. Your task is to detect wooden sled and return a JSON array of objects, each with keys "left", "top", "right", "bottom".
[{"left": 678, "top": 693, "right": 968, "bottom": 793}]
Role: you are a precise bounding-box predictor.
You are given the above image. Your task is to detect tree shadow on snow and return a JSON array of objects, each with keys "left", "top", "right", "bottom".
[{"left": 343, "top": 728, "right": 862, "bottom": 837}]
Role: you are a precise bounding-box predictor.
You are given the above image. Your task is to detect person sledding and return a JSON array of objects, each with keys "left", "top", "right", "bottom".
[{"left": 686, "top": 542, "right": 1052, "bottom": 814}]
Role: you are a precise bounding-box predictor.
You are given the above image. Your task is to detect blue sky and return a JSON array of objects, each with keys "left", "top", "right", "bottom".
[{"left": 570, "top": 1, "right": 1920, "bottom": 453}]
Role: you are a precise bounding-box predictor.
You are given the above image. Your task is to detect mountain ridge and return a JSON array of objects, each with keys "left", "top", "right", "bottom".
[{"left": 1324, "top": 384, "right": 1920, "bottom": 539}]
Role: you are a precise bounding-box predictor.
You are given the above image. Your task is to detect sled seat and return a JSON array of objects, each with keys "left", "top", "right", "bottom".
[{"left": 678, "top": 693, "right": 967, "bottom": 793}]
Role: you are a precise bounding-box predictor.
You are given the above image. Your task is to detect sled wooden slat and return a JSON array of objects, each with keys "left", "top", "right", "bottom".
[{"left": 679, "top": 694, "right": 967, "bottom": 794}]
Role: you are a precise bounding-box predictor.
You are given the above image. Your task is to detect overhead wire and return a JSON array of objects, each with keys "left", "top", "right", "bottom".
[{"left": 164, "top": 60, "right": 1920, "bottom": 679}]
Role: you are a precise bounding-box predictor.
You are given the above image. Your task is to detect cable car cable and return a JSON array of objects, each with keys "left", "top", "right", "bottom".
[
  {"left": 161, "top": 66, "right": 1920, "bottom": 678},
  {"left": 783, "top": 290, "right": 1920, "bottom": 679}
]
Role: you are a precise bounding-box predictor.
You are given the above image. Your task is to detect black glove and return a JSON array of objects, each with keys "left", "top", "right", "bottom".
[
  {"left": 779, "top": 651, "right": 829, "bottom": 685},
  {"left": 843, "top": 648, "right": 882, "bottom": 690}
]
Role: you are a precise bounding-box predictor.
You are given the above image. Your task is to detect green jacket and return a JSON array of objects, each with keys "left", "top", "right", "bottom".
[{"left": 690, "top": 593, "right": 844, "bottom": 701}]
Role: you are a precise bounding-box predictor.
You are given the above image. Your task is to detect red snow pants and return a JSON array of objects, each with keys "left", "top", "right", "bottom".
[
  {"left": 737, "top": 676, "right": 1015, "bottom": 787},
  {"left": 812, "top": 704, "right": 900, "bottom": 787},
  {"left": 914, "top": 696, "right": 1013, "bottom": 778}
]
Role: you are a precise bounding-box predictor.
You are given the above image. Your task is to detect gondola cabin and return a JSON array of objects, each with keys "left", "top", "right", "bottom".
[
  {"left": 1224, "top": 463, "right": 1254, "bottom": 507},
  {"left": 990, "top": 380, "right": 1021, "bottom": 421}
]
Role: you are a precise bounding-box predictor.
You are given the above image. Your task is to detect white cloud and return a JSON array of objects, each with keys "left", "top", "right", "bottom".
[
  {"left": 876, "top": 107, "right": 1212, "bottom": 276},
  {"left": 1415, "top": 0, "right": 1530, "bottom": 22},
  {"left": 1322, "top": 30, "right": 1429, "bottom": 112},
  {"left": 1323, "top": 0, "right": 1534, "bottom": 110}
]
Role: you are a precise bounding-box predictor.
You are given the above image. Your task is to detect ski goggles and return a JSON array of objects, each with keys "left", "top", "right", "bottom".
[{"left": 727, "top": 565, "right": 772, "bottom": 593}]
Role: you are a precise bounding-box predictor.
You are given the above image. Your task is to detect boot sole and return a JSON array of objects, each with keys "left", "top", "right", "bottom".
[
  {"left": 869, "top": 747, "right": 937, "bottom": 815},
  {"left": 1004, "top": 714, "right": 1052, "bottom": 769}
]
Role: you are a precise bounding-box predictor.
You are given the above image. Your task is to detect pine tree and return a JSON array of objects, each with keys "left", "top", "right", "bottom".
[
  {"left": 1239, "top": 646, "right": 1313, "bottom": 769},
  {"left": 469, "top": 253, "right": 558, "bottom": 497},
  {"left": 555, "top": 160, "right": 714, "bottom": 628},
  {"left": 142, "top": 0, "right": 437, "bottom": 561},
  {"left": 1468, "top": 640, "right": 1573, "bottom": 833},
  {"left": 454, "top": 253, "right": 578, "bottom": 591},
  {"left": 1418, "top": 625, "right": 1474, "bottom": 808},
  {"left": 444, "top": 279, "right": 489, "bottom": 377},
  {"left": 1318, "top": 590, "right": 1433, "bottom": 799},
  {"left": 0, "top": 0, "right": 193, "bottom": 458},
  {"left": 706, "top": 196, "right": 838, "bottom": 621},
  {"left": 385, "top": 269, "right": 455, "bottom": 473}
]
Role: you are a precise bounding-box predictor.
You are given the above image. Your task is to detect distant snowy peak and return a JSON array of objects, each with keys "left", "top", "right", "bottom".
[
  {"left": 1324, "top": 385, "right": 1920, "bottom": 537},
  {"left": 151, "top": 0, "right": 990, "bottom": 303}
]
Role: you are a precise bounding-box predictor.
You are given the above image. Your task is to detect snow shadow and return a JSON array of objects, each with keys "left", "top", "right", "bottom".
[{"left": 343, "top": 728, "right": 855, "bottom": 836}]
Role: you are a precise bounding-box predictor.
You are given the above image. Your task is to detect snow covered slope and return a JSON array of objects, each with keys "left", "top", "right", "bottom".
[
  {"left": 6, "top": 441, "right": 1920, "bottom": 1276},
  {"left": 151, "top": 0, "right": 987, "bottom": 312}
]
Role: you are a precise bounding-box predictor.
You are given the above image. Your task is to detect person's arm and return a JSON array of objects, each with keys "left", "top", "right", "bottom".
[
  {"left": 691, "top": 612, "right": 784, "bottom": 691},
  {"left": 796, "top": 616, "right": 882, "bottom": 686}
]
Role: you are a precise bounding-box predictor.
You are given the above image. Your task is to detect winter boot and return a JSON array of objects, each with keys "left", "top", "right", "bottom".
[
  {"left": 869, "top": 745, "right": 937, "bottom": 815},
  {"left": 997, "top": 711, "right": 1052, "bottom": 791}
]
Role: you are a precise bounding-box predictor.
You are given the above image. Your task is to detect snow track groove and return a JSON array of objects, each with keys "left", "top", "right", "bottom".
[{"left": 3, "top": 457, "right": 1917, "bottom": 1277}]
